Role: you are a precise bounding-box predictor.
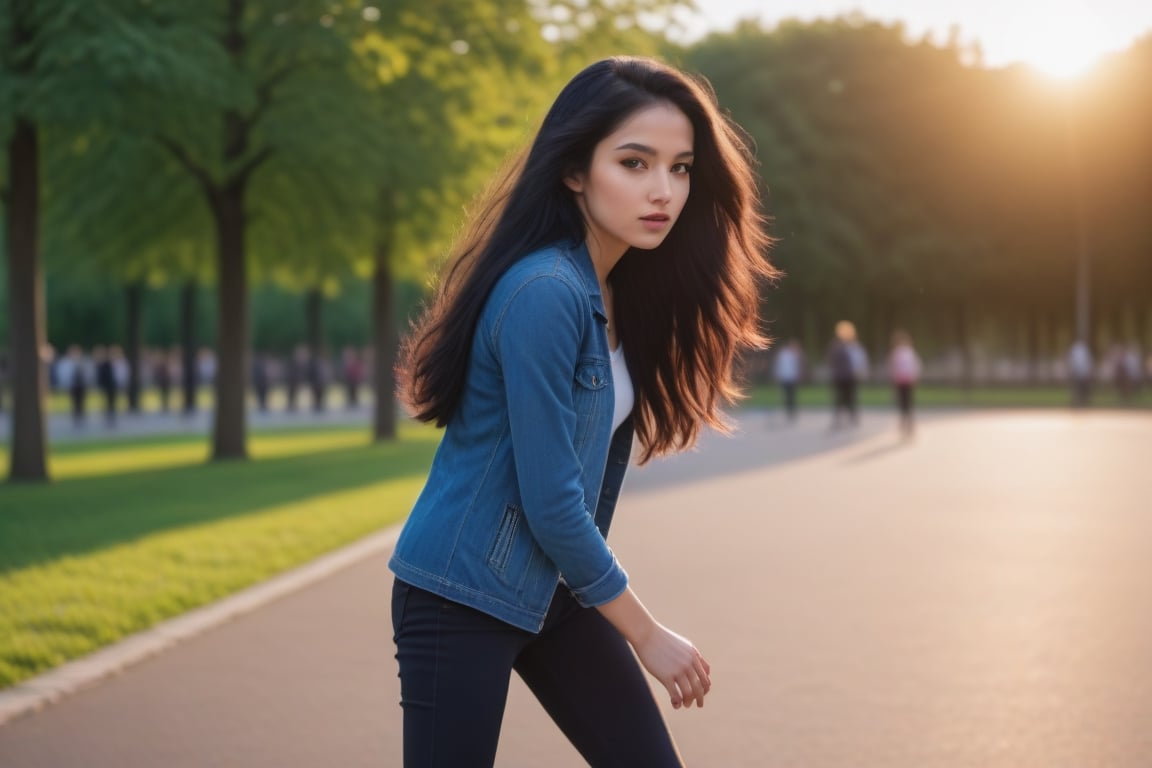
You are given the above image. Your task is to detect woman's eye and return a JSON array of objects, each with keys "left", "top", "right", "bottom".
[
  {"left": 672, "top": 163, "right": 693, "bottom": 174},
  {"left": 621, "top": 158, "right": 644, "bottom": 169}
]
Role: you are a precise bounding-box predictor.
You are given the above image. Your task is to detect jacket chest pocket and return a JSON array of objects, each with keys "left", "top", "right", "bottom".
[{"left": 572, "top": 359, "right": 610, "bottom": 447}]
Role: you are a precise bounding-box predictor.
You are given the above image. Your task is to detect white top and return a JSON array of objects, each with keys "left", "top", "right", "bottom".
[
  {"left": 610, "top": 344, "right": 633, "bottom": 433},
  {"left": 888, "top": 346, "right": 921, "bottom": 384},
  {"left": 773, "top": 346, "right": 801, "bottom": 383}
]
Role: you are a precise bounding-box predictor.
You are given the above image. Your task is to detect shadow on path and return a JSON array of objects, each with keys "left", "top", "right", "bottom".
[{"left": 627, "top": 408, "right": 918, "bottom": 493}]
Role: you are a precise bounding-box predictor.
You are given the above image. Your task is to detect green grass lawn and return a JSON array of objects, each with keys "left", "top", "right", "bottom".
[{"left": 0, "top": 424, "right": 440, "bottom": 690}]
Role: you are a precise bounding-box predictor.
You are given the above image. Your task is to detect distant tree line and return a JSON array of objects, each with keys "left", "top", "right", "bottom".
[
  {"left": 3, "top": 4, "right": 1150, "bottom": 480},
  {"left": 681, "top": 18, "right": 1151, "bottom": 373}
]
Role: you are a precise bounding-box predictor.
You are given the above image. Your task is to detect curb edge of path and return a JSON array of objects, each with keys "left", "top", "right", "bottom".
[{"left": 0, "top": 525, "right": 402, "bottom": 728}]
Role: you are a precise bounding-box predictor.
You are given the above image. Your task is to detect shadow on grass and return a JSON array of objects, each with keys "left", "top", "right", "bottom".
[{"left": 0, "top": 434, "right": 439, "bottom": 576}]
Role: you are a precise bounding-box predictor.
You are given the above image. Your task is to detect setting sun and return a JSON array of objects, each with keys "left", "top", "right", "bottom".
[
  {"left": 684, "top": 1, "right": 1148, "bottom": 81},
  {"left": 971, "top": 2, "right": 1121, "bottom": 79}
]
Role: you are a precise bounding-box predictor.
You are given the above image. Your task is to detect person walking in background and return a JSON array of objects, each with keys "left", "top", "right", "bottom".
[
  {"left": 309, "top": 347, "right": 329, "bottom": 413},
  {"left": 1109, "top": 341, "right": 1142, "bottom": 404},
  {"left": 252, "top": 352, "right": 271, "bottom": 412},
  {"left": 828, "top": 320, "right": 864, "bottom": 430},
  {"left": 63, "top": 345, "right": 90, "bottom": 427},
  {"left": 341, "top": 346, "right": 364, "bottom": 409},
  {"left": 196, "top": 347, "right": 217, "bottom": 391},
  {"left": 1067, "top": 338, "right": 1094, "bottom": 407},
  {"left": 94, "top": 345, "right": 118, "bottom": 427},
  {"left": 152, "top": 348, "right": 173, "bottom": 413},
  {"left": 773, "top": 338, "right": 803, "bottom": 422},
  {"left": 389, "top": 56, "right": 775, "bottom": 766},
  {"left": 285, "top": 345, "right": 308, "bottom": 412},
  {"left": 110, "top": 345, "right": 129, "bottom": 408},
  {"left": 1123, "top": 343, "right": 1144, "bottom": 400},
  {"left": 888, "top": 329, "right": 922, "bottom": 437}
]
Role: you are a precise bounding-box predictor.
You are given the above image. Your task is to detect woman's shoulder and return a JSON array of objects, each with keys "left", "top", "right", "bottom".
[
  {"left": 491, "top": 243, "right": 586, "bottom": 302},
  {"left": 483, "top": 244, "right": 590, "bottom": 336}
]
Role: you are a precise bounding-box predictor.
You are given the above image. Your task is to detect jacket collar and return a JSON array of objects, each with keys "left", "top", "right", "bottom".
[{"left": 563, "top": 240, "right": 607, "bottom": 324}]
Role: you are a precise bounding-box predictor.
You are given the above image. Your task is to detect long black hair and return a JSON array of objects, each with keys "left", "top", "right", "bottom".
[{"left": 398, "top": 56, "right": 777, "bottom": 461}]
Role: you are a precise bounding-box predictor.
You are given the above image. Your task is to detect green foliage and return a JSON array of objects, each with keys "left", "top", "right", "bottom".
[{"left": 682, "top": 17, "right": 1152, "bottom": 358}]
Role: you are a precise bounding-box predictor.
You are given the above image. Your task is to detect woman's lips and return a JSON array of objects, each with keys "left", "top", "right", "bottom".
[{"left": 640, "top": 213, "right": 670, "bottom": 230}]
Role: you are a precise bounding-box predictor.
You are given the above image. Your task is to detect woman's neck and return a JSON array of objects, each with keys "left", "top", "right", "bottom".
[{"left": 585, "top": 234, "right": 627, "bottom": 289}]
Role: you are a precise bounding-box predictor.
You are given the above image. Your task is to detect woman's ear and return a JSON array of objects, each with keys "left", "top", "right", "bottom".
[{"left": 563, "top": 170, "right": 584, "bottom": 194}]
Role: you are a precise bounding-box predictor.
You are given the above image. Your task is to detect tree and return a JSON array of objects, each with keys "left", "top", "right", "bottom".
[
  {"left": 2, "top": 0, "right": 48, "bottom": 481},
  {"left": 2, "top": 0, "right": 216, "bottom": 480}
]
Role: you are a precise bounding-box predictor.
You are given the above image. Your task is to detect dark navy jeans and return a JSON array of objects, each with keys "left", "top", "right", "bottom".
[{"left": 392, "top": 579, "right": 684, "bottom": 767}]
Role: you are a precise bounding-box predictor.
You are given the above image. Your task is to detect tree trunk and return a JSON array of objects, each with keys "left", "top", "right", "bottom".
[
  {"left": 372, "top": 189, "right": 398, "bottom": 441},
  {"left": 208, "top": 0, "right": 253, "bottom": 460},
  {"left": 5, "top": 117, "right": 50, "bottom": 482},
  {"left": 124, "top": 281, "right": 144, "bottom": 412},
  {"left": 211, "top": 180, "right": 249, "bottom": 460},
  {"left": 180, "top": 280, "right": 199, "bottom": 414}
]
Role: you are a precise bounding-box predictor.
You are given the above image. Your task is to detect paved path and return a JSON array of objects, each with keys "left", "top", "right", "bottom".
[{"left": 1, "top": 409, "right": 1149, "bottom": 766}]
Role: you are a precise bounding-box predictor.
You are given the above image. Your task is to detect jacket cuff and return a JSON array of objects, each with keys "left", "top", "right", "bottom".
[{"left": 567, "top": 557, "right": 629, "bottom": 608}]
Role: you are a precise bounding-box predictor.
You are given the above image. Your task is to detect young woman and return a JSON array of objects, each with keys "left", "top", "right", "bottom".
[{"left": 390, "top": 55, "right": 776, "bottom": 767}]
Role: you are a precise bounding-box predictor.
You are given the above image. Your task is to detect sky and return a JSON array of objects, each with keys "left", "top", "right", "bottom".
[{"left": 678, "top": 0, "right": 1152, "bottom": 76}]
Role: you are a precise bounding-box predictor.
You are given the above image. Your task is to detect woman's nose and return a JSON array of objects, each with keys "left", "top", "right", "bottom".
[{"left": 650, "top": 173, "right": 672, "bottom": 203}]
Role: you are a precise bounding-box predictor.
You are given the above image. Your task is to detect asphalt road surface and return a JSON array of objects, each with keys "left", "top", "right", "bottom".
[{"left": 1, "top": 409, "right": 1148, "bottom": 767}]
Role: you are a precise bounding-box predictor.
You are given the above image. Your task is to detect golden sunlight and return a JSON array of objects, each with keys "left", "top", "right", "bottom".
[{"left": 985, "top": 4, "right": 1117, "bottom": 79}]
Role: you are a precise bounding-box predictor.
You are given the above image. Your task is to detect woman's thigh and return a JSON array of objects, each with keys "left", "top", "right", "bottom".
[
  {"left": 392, "top": 580, "right": 527, "bottom": 768},
  {"left": 514, "top": 590, "right": 684, "bottom": 767}
]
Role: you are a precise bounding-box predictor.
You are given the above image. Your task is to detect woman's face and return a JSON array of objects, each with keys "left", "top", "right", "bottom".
[{"left": 566, "top": 101, "right": 694, "bottom": 262}]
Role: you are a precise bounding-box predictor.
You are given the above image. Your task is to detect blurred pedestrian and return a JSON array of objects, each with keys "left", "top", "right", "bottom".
[
  {"left": 888, "top": 329, "right": 922, "bottom": 437},
  {"left": 252, "top": 352, "right": 271, "bottom": 412},
  {"left": 1067, "top": 339, "right": 1093, "bottom": 407},
  {"left": 1123, "top": 343, "right": 1144, "bottom": 399},
  {"left": 111, "top": 345, "right": 129, "bottom": 402},
  {"left": 94, "top": 345, "right": 118, "bottom": 426},
  {"left": 341, "top": 346, "right": 365, "bottom": 409},
  {"left": 773, "top": 338, "right": 803, "bottom": 422},
  {"left": 285, "top": 345, "right": 308, "bottom": 412},
  {"left": 63, "top": 345, "right": 90, "bottom": 427},
  {"left": 197, "top": 347, "right": 217, "bottom": 389},
  {"left": 152, "top": 348, "right": 174, "bottom": 413},
  {"left": 828, "top": 320, "right": 864, "bottom": 429},
  {"left": 1109, "top": 342, "right": 1143, "bottom": 403},
  {"left": 309, "top": 348, "right": 329, "bottom": 413}
]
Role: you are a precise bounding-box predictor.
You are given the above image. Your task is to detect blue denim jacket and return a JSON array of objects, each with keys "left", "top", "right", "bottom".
[{"left": 389, "top": 241, "right": 633, "bottom": 632}]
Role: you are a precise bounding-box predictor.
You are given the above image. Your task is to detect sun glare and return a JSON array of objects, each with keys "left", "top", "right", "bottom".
[{"left": 985, "top": 4, "right": 1118, "bottom": 80}]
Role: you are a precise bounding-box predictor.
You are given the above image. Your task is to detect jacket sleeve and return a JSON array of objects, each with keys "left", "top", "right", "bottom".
[{"left": 490, "top": 274, "right": 629, "bottom": 607}]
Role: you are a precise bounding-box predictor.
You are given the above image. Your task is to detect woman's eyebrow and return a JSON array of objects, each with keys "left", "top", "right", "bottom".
[{"left": 613, "top": 142, "right": 694, "bottom": 159}]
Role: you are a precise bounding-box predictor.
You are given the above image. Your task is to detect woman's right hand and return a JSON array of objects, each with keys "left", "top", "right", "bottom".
[
  {"left": 632, "top": 622, "right": 711, "bottom": 709},
  {"left": 596, "top": 586, "right": 712, "bottom": 709}
]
